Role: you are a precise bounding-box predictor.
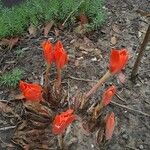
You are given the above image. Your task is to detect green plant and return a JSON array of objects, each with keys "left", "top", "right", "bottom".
[
  {"left": 0, "top": 68, "right": 24, "bottom": 87},
  {"left": 0, "top": 0, "right": 106, "bottom": 38}
]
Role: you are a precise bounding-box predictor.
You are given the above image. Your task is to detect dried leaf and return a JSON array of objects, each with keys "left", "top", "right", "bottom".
[
  {"left": 28, "top": 25, "right": 37, "bottom": 37},
  {"left": 24, "top": 101, "right": 51, "bottom": 117},
  {"left": 15, "top": 94, "right": 25, "bottom": 100},
  {"left": 95, "top": 128, "right": 105, "bottom": 145},
  {"left": 44, "top": 21, "right": 54, "bottom": 36},
  {"left": 0, "top": 37, "right": 19, "bottom": 50},
  {"left": 0, "top": 102, "right": 13, "bottom": 113},
  {"left": 111, "top": 36, "right": 117, "bottom": 45}
]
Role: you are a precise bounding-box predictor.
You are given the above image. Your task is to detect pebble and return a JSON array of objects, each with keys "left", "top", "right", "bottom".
[{"left": 139, "top": 145, "right": 144, "bottom": 150}]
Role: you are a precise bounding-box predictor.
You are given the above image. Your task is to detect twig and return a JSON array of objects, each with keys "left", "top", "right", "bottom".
[
  {"left": 111, "top": 101, "right": 150, "bottom": 117},
  {"left": 69, "top": 75, "right": 98, "bottom": 82},
  {"left": 0, "top": 125, "right": 16, "bottom": 131},
  {"left": 62, "top": 0, "right": 85, "bottom": 26},
  {"left": 115, "top": 94, "right": 127, "bottom": 103},
  {"left": 131, "top": 24, "right": 150, "bottom": 79}
]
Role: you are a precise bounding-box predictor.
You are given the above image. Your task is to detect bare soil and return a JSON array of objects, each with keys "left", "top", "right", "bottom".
[{"left": 0, "top": 0, "right": 150, "bottom": 150}]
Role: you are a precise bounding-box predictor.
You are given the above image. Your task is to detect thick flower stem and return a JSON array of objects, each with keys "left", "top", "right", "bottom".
[
  {"left": 57, "top": 134, "right": 63, "bottom": 149},
  {"left": 44, "top": 64, "right": 51, "bottom": 94},
  {"left": 85, "top": 70, "right": 111, "bottom": 99},
  {"left": 56, "top": 68, "right": 62, "bottom": 90},
  {"left": 93, "top": 102, "right": 103, "bottom": 119}
]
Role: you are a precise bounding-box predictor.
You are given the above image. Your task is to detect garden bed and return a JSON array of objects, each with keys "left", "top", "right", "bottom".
[{"left": 0, "top": 0, "right": 150, "bottom": 150}]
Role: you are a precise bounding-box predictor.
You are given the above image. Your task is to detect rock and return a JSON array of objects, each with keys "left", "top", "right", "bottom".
[
  {"left": 139, "top": 145, "right": 144, "bottom": 150},
  {"left": 111, "top": 36, "right": 117, "bottom": 45}
]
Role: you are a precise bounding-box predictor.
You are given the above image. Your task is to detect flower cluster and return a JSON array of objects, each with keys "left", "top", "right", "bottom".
[
  {"left": 18, "top": 39, "right": 129, "bottom": 142},
  {"left": 42, "top": 40, "right": 68, "bottom": 69}
]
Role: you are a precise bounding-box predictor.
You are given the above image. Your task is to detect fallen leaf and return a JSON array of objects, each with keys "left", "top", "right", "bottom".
[
  {"left": 28, "top": 25, "right": 37, "bottom": 37},
  {"left": 118, "top": 72, "right": 126, "bottom": 84},
  {"left": 43, "top": 21, "right": 54, "bottom": 37},
  {"left": 0, "top": 102, "right": 13, "bottom": 113},
  {"left": 105, "top": 112, "right": 115, "bottom": 140},
  {"left": 0, "top": 38, "right": 19, "bottom": 50},
  {"left": 111, "top": 36, "right": 117, "bottom": 45}
]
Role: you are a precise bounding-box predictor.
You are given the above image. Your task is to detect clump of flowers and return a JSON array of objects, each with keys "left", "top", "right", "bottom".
[{"left": 17, "top": 40, "right": 129, "bottom": 148}]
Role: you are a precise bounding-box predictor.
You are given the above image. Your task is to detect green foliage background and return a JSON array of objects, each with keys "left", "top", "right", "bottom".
[
  {"left": 0, "top": 0, "right": 106, "bottom": 38},
  {"left": 0, "top": 68, "right": 24, "bottom": 88}
]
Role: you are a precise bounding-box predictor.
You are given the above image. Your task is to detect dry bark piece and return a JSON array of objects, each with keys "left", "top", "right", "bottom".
[
  {"left": 0, "top": 102, "right": 14, "bottom": 113},
  {"left": 43, "top": 21, "right": 54, "bottom": 36}
]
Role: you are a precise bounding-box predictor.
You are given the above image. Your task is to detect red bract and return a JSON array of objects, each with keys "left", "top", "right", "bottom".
[
  {"left": 19, "top": 81, "right": 43, "bottom": 102},
  {"left": 101, "top": 85, "right": 116, "bottom": 107},
  {"left": 42, "top": 39, "right": 54, "bottom": 65},
  {"left": 105, "top": 112, "right": 115, "bottom": 140},
  {"left": 109, "top": 49, "right": 129, "bottom": 74},
  {"left": 53, "top": 40, "right": 68, "bottom": 69},
  {"left": 52, "top": 109, "right": 76, "bottom": 135}
]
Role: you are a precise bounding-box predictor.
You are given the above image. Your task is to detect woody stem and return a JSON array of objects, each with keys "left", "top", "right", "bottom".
[
  {"left": 93, "top": 102, "right": 103, "bottom": 119},
  {"left": 131, "top": 24, "right": 150, "bottom": 79},
  {"left": 85, "top": 70, "right": 111, "bottom": 99},
  {"left": 44, "top": 64, "right": 51, "bottom": 94}
]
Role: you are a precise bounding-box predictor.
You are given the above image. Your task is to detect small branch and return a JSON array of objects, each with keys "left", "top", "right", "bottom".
[
  {"left": 111, "top": 101, "right": 150, "bottom": 117},
  {"left": 115, "top": 93, "right": 127, "bottom": 103},
  {"left": 131, "top": 24, "right": 150, "bottom": 79},
  {"left": 69, "top": 75, "right": 98, "bottom": 82},
  {"left": 0, "top": 125, "right": 16, "bottom": 131},
  {"left": 62, "top": 0, "right": 85, "bottom": 26}
]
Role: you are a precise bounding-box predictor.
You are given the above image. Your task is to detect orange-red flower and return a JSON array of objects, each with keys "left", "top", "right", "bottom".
[
  {"left": 52, "top": 109, "right": 76, "bottom": 135},
  {"left": 19, "top": 81, "right": 43, "bottom": 102},
  {"left": 109, "top": 49, "right": 129, "bottom": 74},
  {"left": 101, "top": 85, "right": 116, "bottom": 107},
  {"left": 42, "top": 39, "right": 54, "bottom": 65},
  {"left": 105, "top": 112, "right": 115, "bottom": 140},
  {"left": 53, "top": 41, "right": 68, "bottom": 69}
]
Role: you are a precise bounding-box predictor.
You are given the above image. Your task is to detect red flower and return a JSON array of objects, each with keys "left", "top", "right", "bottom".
[
  {"left": 42, "top": 40, "right": 54, "bottom": 65},
  {"left": 19, "top": 81, "right": 43, "bottom": 102},
  {"left": 109, "top": 49, "right": 129, "bottom": 74},
  {"left": 105, "top": 112, "right": 115, "bottom": 140},
  {"left": 101, "top": 85, "right": 116, "bottom": 107},
  {"left": 53, "top": 41, "right": 68, "bottom": 69},
  {"left": 52, "top": 109, "right": 76, "bottom": 135}
]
